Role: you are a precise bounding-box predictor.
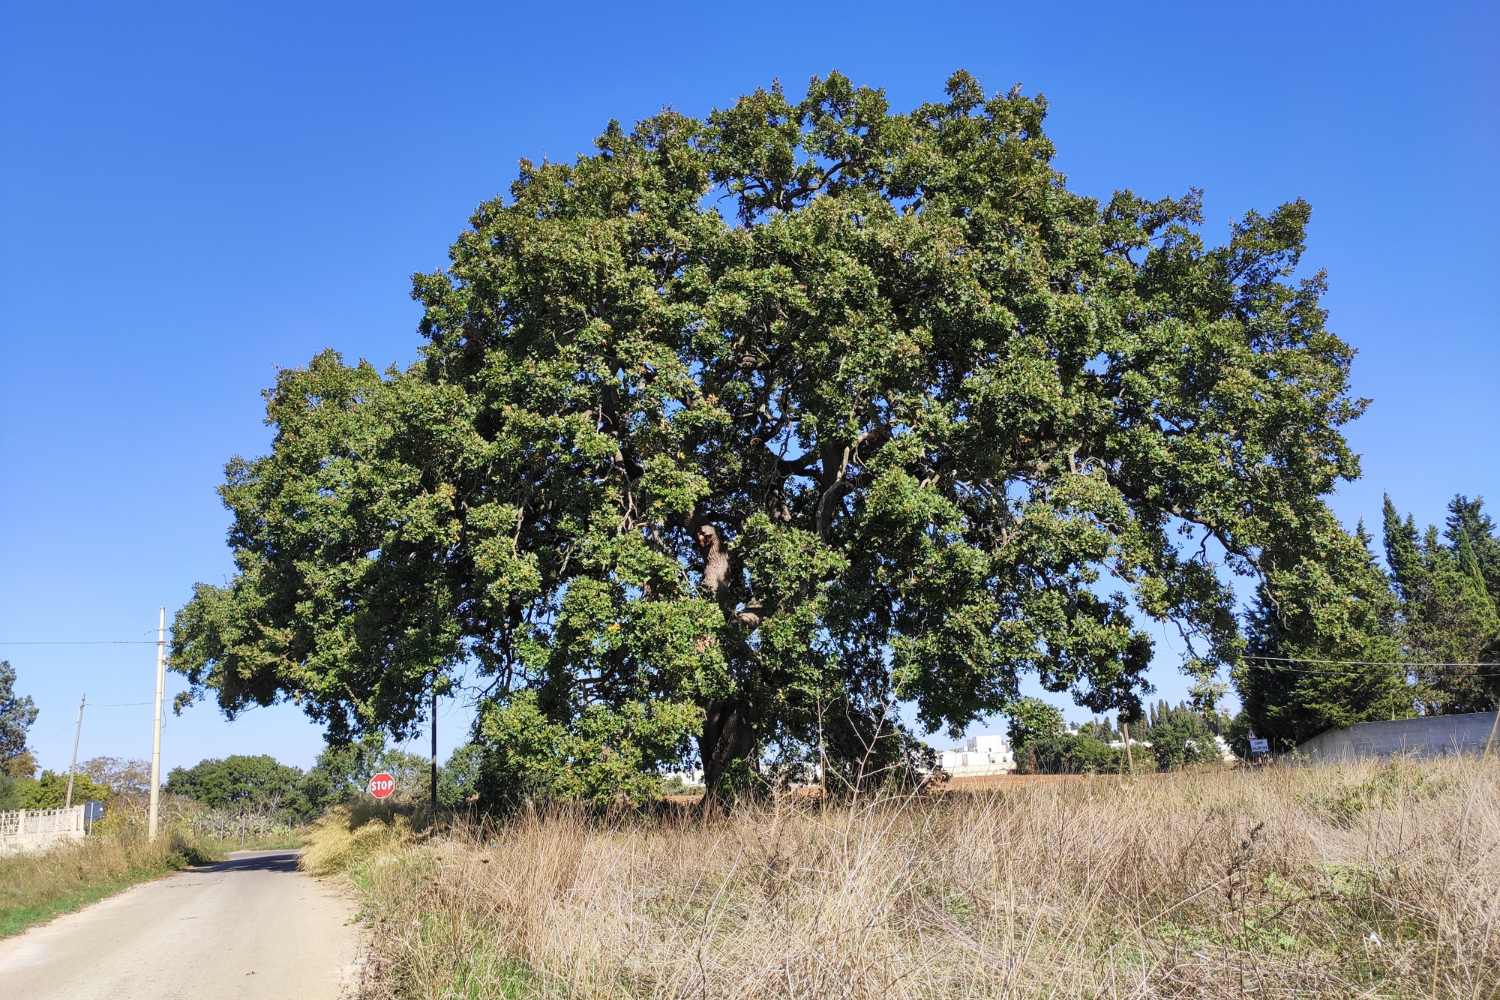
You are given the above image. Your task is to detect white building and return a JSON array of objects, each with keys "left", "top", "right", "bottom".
[{"left": 938, "top": 733, "right": 1015, "bottom": 776}]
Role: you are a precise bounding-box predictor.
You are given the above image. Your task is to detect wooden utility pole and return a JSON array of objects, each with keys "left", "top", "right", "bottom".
[
  {"left": 1121, "top": 720, "right": 1135, "bottom": 773},
  {"left": 429, "top": 680, "right": 438, "bottom": 811},
  {"left": 148, "top": 607, "right": 166, "bottom": 840},
  {"left": 64, "top": 694, "right": 85, "bottom": 808}
]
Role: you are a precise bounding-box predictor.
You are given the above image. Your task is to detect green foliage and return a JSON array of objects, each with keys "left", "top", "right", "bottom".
[
  {"left": 472, "top": 691, "right": 701, "bottom": 809},
  {"left": 0, "top": 775, "right": 20, "bottom": 810},
  {"left": 1148, "top": 713, "right": 1220, "bottom": 770},
  {"left": 1445, "top": 495, "right": 1500, "bottom": 604},
  {"left": 1004, "top": 697, "right": 1066, "bottom": 751},
  {"left": 1238, "top": 493, "right": 1500, "bottom": 750},
  {"left": 1006, "top": 696, "right": 1120, "bottom": 774},
  {"left": 172, "top": 71, "right": 1371, "bottom": 801},
  {"left": 13, "top": 770, "right": 113, "bottom": 809},
  {"left": 1382, "top": 494, "right": 1500, "bottom": 713},
  {"left": 165, "top": 754, "right": 313, "bottom": 821},
  {"left": 0, "top": 661, "right": 38, "bottom": 764},
  {"left": 1, "top": 750, "right": 37, "bottom": 780},
  {"left": 437, "top": 743, "right": 485, "bottom": 807},
  {"left": 1237, "top": 519, "right": 1411, "bottom": 747},
  {"left": 302, "top": 734, "right": 432, "bottom": 807}
]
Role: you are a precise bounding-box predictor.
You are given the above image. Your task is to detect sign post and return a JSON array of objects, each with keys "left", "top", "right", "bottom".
[{"left": 367, "top": 772, "right": 396, "bottom": 800}]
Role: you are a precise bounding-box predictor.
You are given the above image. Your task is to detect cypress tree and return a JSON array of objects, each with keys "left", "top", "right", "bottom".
[
  {"left": 1383, "top": 496, "right": 1500, "bottom": 713},
  {"left": 1237, "top": 520, "right": 1410, "bottom": 746}
]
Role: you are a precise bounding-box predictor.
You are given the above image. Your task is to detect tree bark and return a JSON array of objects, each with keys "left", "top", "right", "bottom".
[{"left": 700, "top": 697, "right": 755, "bottom": 813}]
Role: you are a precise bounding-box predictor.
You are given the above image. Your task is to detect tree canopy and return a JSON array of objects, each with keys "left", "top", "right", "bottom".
[
  {"left": 173, "top": 71, "right": 1372, "bottom": 803},
  {"left": 165, "top": 755, "right": 312, "bottom": 819},
  {"left": 0, "top": 661, "right": 39, "bottom": 765},
  {"left": 78, "top": 756, "right": 153, "bottom": 801},
  {"left": 14, "top": 770, "right": 112, "bottom": 810},
  {"left": 1382, "top": 494, "right": 1500, "bottom": 713},
  {"left": 1236, "top": 492, "right": 1500, "bottom": 747},
  {"left": 301, "top": 735, "right": 432, "bottom": 806},
  {"left": 1004, "top": 696, "right": 1120, "bottom": 774},
  {"left": 1147, "top": 713, "right": 1221, "bottom": 770}
]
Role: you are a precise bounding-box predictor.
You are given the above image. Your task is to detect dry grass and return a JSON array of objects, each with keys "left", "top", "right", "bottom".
[
  {"left": 325, "top": 758, "right": 1500, "bottom": 1000},
  {"left": 301, "top": 800, "right": 419, "bottom": 877}
]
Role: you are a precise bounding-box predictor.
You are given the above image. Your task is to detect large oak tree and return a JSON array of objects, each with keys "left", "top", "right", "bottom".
[{"left": 174, "top": 72, "right": 1369, "bottom": 802}]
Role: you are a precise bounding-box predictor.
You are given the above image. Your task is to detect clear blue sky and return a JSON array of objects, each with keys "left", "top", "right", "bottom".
[{"left": 2, "top": 1, "right": 1495, "bottom": 773}]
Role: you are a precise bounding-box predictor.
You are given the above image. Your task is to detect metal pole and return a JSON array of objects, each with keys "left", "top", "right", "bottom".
[
  {"left": 64, "top": 693, "right": 86, "bottom": 809},
  {"left": 148, "top": 607, "right": 166, "bottom": 840}
]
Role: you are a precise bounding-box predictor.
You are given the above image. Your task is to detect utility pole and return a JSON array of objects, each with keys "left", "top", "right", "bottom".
[
  {"left": 148, "top": 607, "right": 166, "bottom": 840},
  {"left": 1121, "top": 720, "right": 1135, "bottom": 774},
  {"left": 429, "top": 679, "right": 438, "bottom": 811},
  {"left": 64, "top": 693, "right": 86, "bottom": 809}
]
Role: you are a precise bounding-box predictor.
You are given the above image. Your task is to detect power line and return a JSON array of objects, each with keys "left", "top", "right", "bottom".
[
  {"left": 0, "top": 640, "right": 159, "bottom": 646},
  {"left": 1243, "top": 654, "right": 1500, "bottom": 668}
]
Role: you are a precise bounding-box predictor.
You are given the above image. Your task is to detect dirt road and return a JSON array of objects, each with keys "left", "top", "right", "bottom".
[{"left": 0, "top": 850, "right": 361, "bottom": 1000}]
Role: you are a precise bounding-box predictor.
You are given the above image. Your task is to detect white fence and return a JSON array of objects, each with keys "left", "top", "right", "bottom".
[{"left": 0, "top": 805, "right": 87, "bottom": 854}]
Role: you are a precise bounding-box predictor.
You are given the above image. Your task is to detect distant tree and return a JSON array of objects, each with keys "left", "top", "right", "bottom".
[
  {"left": 78, "top": 757, "right": 153, "bottom": 801},
  {"left": 437, "top": 743, "right": 485, "bottom": 808},
  {"left": 1149, "top": 713, "right": 1220, "bottom": 770},
  {"left": 1076, "top": 718, "right": 1117, "bottom": 741},
  {"left": 1065, "top": 734, "right": 1122, "bottom": 774},
  {"left": 17, "top": 770, "right": 112, "bottom": 809},
  {"left": 1006, "top": 697, "right": 1119, "bottom": 774},
  {"left": 303, "top": 734, "right": 432, "bottom": 807},
  {"left": 1237, "top": 519, "right": 1411, "bottom": 747},
  {"left": 2, "top": 749, "right": 37, "bottom": 780},
  {"left": 1005, "top": 698, "right": 1067, "bottom": 764},
  {"left": 1445, "top": 496, "right": 1500, "bottom": 605},
  {"left": 0, "top": 661, "right": 39, "bottom": 765},
  {"left": 1383, "top": 494, "right": 1500, "bottom": 713},
  {"left": 165, "top": 755, "right": 311, "bottom": 820},
  {"left": 0, "top": 747, "right": 38, "bottom": 809}
]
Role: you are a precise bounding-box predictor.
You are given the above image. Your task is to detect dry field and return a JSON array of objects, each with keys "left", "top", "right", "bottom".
[
  {"left": 317, "top": 758, "right": 1500, "bottom": 1000},
  {"left": 942, "top": 772, "right": 1096, "bottom": 791}
]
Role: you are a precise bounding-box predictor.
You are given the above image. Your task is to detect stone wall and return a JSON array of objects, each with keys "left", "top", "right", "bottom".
[
  {"left": 1296, "top": 712, "right": 1498, "bottom": 761},
  {"left": 0, "top": 805, "right": 87, "bottom": 854}
]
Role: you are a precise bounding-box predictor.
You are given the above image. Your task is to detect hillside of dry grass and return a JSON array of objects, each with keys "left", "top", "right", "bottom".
[{"left": 314, "top": 758, "right": 1500, "bottom": 1000}]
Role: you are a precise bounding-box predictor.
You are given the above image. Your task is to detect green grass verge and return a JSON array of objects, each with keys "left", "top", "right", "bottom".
[{"left": 0, "top": 866, "right": 167, "bottom": 938}]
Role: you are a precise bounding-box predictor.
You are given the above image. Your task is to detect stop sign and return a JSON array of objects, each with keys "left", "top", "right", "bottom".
[{"left": 367, "top": 772, "right": 396, "bottom": 799}]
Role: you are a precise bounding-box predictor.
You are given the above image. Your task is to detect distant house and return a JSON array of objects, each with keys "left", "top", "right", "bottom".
[
  {"left": 938, "top": 733, "right": 1015, "bottom": 776},
  {"left": 1296, "top": 712, "right": 1498, "bottom": 761}
]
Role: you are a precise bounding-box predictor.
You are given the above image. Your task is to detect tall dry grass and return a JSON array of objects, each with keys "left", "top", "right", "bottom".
[{"left": 332, "top": 758, "right": 1499, "bottom": 999}]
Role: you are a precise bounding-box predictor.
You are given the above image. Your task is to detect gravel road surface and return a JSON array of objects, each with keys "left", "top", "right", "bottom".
[{"left": 0, "top": 850, "right": 361, "bottom": 999}]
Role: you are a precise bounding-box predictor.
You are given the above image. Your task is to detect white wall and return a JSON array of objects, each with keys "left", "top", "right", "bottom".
[
  {"left": 0, "top": 805, "right": 86, "bottom": 854},
  {"left": 1297, "top": 712, "right": 1498, "bottom": 761}
]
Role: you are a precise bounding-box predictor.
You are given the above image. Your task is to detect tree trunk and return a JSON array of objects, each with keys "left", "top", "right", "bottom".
[{"left": 699, "top": 698, "right": 755, "bottom": 813}]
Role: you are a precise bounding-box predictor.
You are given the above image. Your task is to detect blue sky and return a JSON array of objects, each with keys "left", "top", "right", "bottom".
[{"left": 2, "top": 1, "right": 1495, "bottom": 773}]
